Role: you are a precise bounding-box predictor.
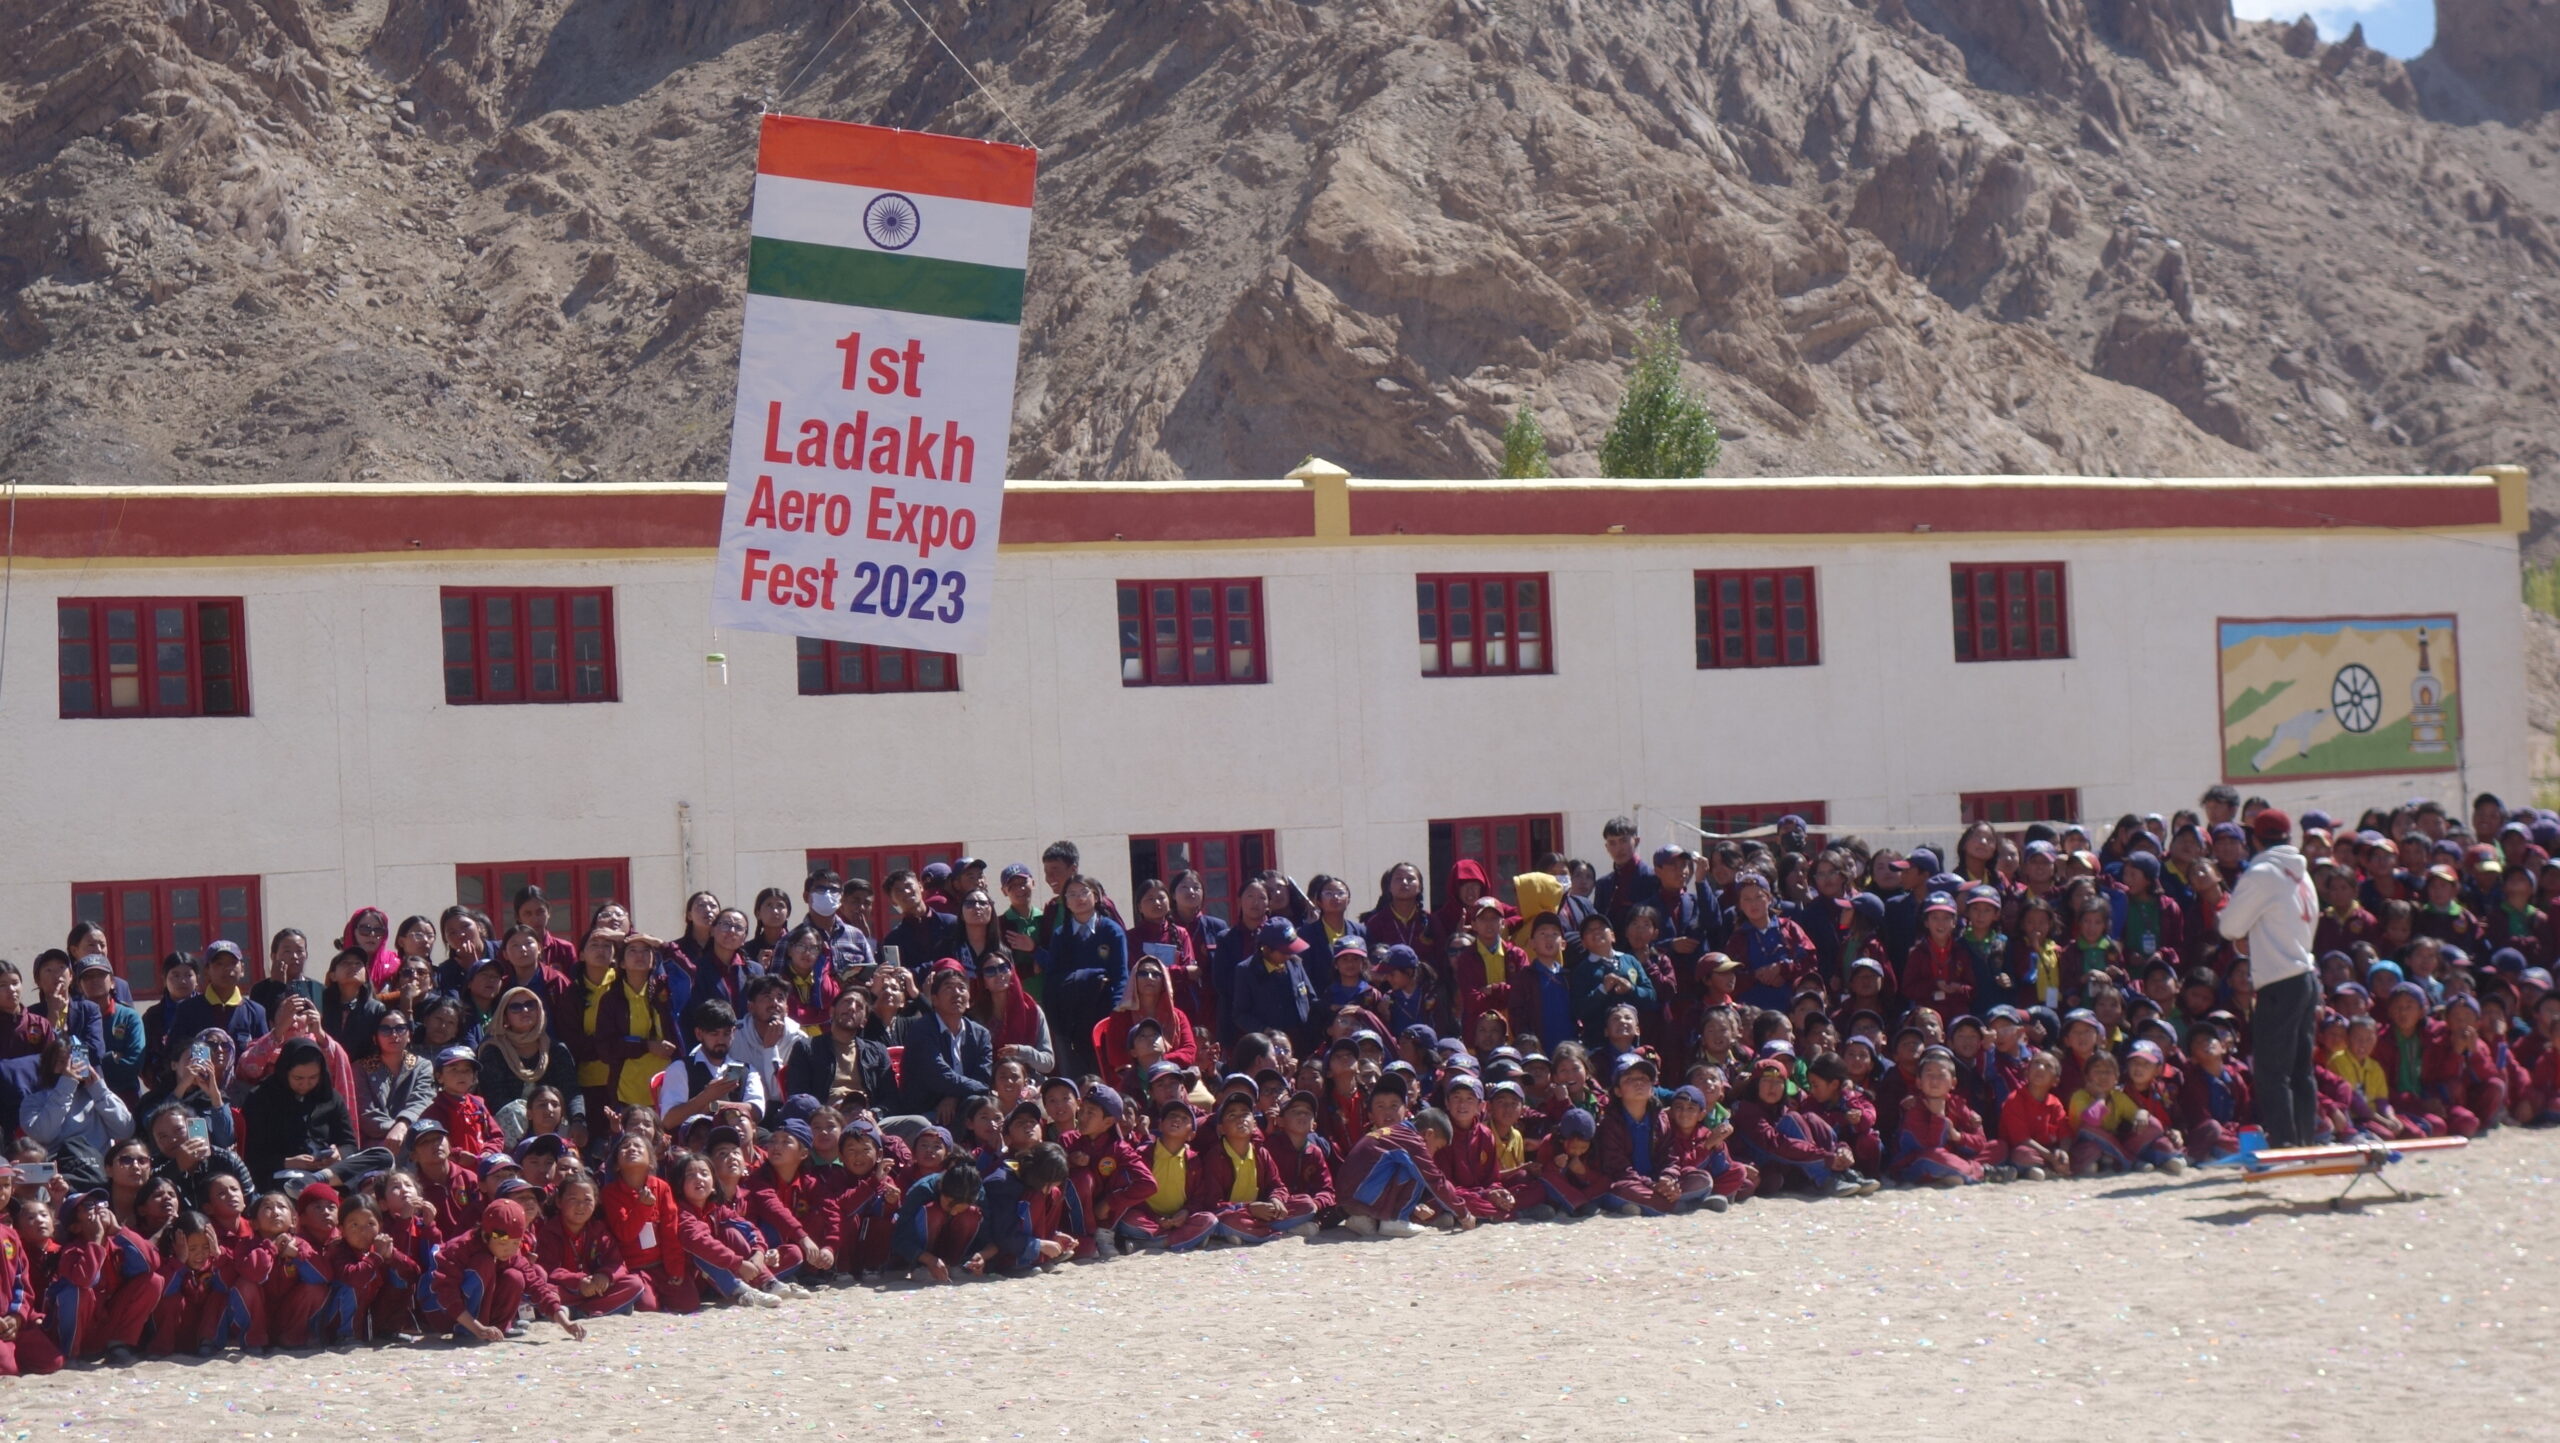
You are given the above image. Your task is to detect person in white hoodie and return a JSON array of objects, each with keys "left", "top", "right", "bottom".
[{"left": 2215, "top": 808, "right": 2319, "bottom": 1145}]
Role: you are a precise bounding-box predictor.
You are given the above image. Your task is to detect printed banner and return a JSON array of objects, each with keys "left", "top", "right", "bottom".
[
  {"left": 713, "top": 114, "right": 1037, "bottom": 655},
  {"left": 2217, "top": 615, "right": 2461, "bottom": 782}
]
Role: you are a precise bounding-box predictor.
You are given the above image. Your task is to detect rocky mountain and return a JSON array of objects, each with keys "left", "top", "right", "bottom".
[{"left": 3, "top": 0, "right": 2560, "bottom": 550}]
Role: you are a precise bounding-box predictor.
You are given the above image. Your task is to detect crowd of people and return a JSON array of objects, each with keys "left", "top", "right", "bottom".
[{"left": 1, "top": 781, "right": 2553, "bottom": 1373}]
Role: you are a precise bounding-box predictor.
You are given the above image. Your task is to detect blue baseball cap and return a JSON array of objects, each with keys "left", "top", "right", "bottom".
[{"left": 1256, "top": 918, "right": 1308, "bottom": 954}]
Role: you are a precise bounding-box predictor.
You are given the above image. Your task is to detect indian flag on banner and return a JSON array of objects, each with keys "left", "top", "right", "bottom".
[
  {"left": 747, "top": 115, "right": 1035, "bottom": 322},
  {"left": 713, "top": 115, "right": 1037, "bottom": 657}
]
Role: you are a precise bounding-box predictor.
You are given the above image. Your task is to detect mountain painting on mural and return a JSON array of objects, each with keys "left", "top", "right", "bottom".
[{"left": 713, "top": 114, "right": 1038, "bottom": 656}]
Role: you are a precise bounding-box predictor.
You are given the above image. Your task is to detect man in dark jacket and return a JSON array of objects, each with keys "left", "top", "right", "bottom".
[
  {"left": 786, "top": 989, "right": 899, "bottom": 1116},
  {"left": 896, "top": 966, "right": 994, "bottom": 1123}
]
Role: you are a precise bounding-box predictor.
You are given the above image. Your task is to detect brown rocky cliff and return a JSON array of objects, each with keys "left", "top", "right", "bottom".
[{"left": 0, "top": 0, "right": 2554, "bottom": 546}]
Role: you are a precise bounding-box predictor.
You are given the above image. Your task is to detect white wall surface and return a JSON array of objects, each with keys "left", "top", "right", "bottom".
[{"left": 0, "top": 527, "right": 2525, "bottom": 974}]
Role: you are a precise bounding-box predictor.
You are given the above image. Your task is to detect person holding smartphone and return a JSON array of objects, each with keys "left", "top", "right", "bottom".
[
  {"left": 656, "top": 998, "right": 766, "bottom": 1127},
  {"left": 19, "top": 1038, "right": 133, "bottom": 1188}
]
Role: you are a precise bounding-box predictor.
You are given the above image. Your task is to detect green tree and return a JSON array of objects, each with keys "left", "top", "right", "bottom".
[
  {"left": 1498, "top": 404, "right": 1552, "bottom": 479},
  {"left": 1598, "top": 299, "right": 1721, "bottom": 479}
]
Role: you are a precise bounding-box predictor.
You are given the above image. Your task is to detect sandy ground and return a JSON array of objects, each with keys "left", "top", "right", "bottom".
[{"left": 6, "top": 1132, "right": 2556, "bottom": 1442}]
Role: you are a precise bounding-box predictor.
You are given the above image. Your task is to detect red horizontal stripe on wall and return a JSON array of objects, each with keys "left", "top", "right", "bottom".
[
  {"left": 1347, "top": 481, "right": 2503, "bottom": 537},
  {"left": 7, "top": 491, "right": 726, "bottom": 558},
  {"left": 999, "top": 488, "right": 1315, "bottom": 544}
]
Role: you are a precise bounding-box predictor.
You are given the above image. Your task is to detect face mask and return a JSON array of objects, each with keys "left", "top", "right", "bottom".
[{"left": 810, "top": 890, "right": 842, "bottom": 918}]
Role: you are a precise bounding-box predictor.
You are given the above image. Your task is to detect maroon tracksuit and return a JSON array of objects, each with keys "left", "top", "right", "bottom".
[{"left": 533, "top": 1217, "right": 651, "bottom": 1318}]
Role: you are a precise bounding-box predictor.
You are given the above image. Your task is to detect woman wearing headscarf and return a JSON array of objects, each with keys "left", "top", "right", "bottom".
[
  {"left": 769, "top": 923, "right": 841, "bottom": 1032},
  {"left": 241, "top": 1036, "right": 391, "bottom": 1191},
  {"left": 1093, "top": 955, "right": 1197, "bottom": 1079},
  {"left": 233, "top": 995, "right": 361, "bottom": 1119},
  {"left": 969, "top": 954, "right": 1055, "bottom": 1077},
  {"left": 337, "top": 907, "right": 401, "bottom": 990},
  {"left": 477, "top": 986, "right": 586, "bottom": 1142}
]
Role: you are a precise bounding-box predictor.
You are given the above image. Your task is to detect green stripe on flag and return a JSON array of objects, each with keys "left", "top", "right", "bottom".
[{"left": 747, "top": 236, "right": 1025, "bottom": 324}]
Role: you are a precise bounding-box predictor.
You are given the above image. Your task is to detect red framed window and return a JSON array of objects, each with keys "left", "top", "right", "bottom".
[
  {"left": 57, "top": 598, "right": 249, "bottom": 718},
  {"left": 806, "top": 843, "right": 963, "bottom": 935},
  {"left": 456, "top": 858, "right": 629, "bottom": 936},
  {"left": 1417, "top": 573, "right": 1550, "bottom": 677},
  {"left": 70, "top": 875, "right": 261, "bottom": 995},
  {"left": 1699, "top": 801, "right": 1830, "bottom": 847},
  {"left": 1117, "top": 578, "right": 1266, "bottom": 686},
  {"left": 796, "top": 639, "right": 959, "bottom": 695},
  {"left": 441, "top": 588, "right": 617, "bottom": 704},
  {"left": 1695, "top": 569, "right": 1817, "bottom": 669},
  {"left": 1951, "top": 563, "right": 2068, "bottom": 661},
  {"left": 1129, "top": 831, "right": 1277, "bottom": 922},
  {"left": 1428, "top": 814, "right": 1563, "bottom": 906},
  {"left": 1960, "top": 789, "right": 2082, "bottom": 828}
]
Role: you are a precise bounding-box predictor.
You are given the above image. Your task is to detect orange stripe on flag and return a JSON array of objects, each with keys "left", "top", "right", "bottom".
[{"left": 757, "top": 113, "right": 1037, "bottom": 208}]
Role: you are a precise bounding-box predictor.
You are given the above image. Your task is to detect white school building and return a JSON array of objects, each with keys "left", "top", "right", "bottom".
[{"left": 0, "top": 463, "right": 2531, "bottom": 989}]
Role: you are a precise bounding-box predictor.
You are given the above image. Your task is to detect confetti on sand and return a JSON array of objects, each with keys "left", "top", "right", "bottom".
[{"left": 5, "top": 1132, "right": 2556, "bottom": 1440}]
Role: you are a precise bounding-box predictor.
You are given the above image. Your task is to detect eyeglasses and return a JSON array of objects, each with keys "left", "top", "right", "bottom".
[
  {"left": 355, "top": 925, "right": 386, "bottom": 937},
  {"left": 112, "top": 1154, "right": 151, "bottom": 1167},
  {"left": 379, "top": 1023, "right": 413, "bottom": 1034},
  {"left": 505, "top": 1000, "right": 539, "bottom": 1014}
]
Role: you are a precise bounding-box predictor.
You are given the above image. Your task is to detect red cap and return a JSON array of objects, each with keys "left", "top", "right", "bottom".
[
  {"left": 479, "top": 1199, "right": 528, "bottom": 1238},
  {"left": 2251, "top": 809, "right": 2293, "bottom": 843},
  {"left": 296, "top": 1182, "right": 340, "bottom": 1209}
]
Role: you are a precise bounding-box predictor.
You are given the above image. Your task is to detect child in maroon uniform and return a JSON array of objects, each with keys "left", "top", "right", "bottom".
[
  {"left": 1192, "top": 1093, "right": 1319, "bottom": 1244},
  {"left": 1731, "top": 1059, "right": 1872, "bottom": 1197},
  {"left": 1534, "top": 1107, "right": 1609, "bottom": 1214},
  {"left": 1336, "top": 1077, "right": 1478, "bottom": 1236},
  {"left": 743, "top": 1121, "right": 839, "bottom": 1278},
  {"left": 1892, "top": 1052, "right": 2009, "bottom": 1187},
  {"left": 269, "top": 1183, "right": 343, "bottom": 1347},
  {"left": 1900, "top": 896, "right": 1971, "bottom": 1016},
  {"left": 318, "top": 1195, "right": 416, "bottom": 1342},
  {"left": 668, "top": 1152, "right": 790, "bottom": 1309},
  {"left": 1431, "top": 1075, "right": 1518, "bottom": 1222},
  {"left": 2423, "top": 994, "right": 2508, "bottom": 1136},
  {"left": 50, "top": 1189, "right": 160, "bottom": 1363},
  {"left": 1265, "top": 1091, "right": 1339, "bottom": 1224},
  {"left": 1591, "top": 1053, "right": 1676, "bottom": 1215},
  {"left": 405, "top": 1123, "right": 482, "bottom": 1240},
  {"left": 1064, "top": 1086, "right": 1154, "bottom": 1258},
  {"left": 1800, "top": 1052, "right": 1883, "bottom": 1177},
  {"left": 537, "top": 1170, "right": 651, "bottom": 1317},
  {"left": 428, "top": 1199, "right": 587, "bottom": 1343},
  {"left": 2173, "top": 1031, "right": 2255, "bottom": 1161},
  {"left": 1654, "top": 1083, "right": 1751, "bottom": 1210},
  {"left": 0, "top": 1198, "right": 63, "bottom": 1375},
  {"left": 423, "top": 1048, "right": 507, "bottom": 1161},
  {"left": 1998, "top": 1051, "right": 2073, "bottom": 1179},
  {"left": 830, "top": 1122, "right": 901, "bottom": 1276}
]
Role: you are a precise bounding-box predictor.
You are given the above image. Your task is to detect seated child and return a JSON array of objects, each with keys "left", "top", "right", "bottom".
[
  {"left": 1997, "top": 1050, "right": 2074, "bottom": 1179},
  {"left": 1892, "top": 1051, "right": 2010, "bottom": 1187},
  {"left": 2066, "top": 1052, "right": 2182, "bottom": 1175}
]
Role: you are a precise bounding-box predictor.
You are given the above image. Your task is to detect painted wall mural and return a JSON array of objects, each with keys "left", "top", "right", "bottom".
[{"left": 2218, "top": 616, "right": 2460, "bottom": 782}]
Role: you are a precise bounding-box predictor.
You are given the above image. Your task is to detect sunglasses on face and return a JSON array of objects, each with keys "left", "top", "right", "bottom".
[
  {"left": 506, "top": 1000, "right": 539, "bottom": 1014},
  {"left": 379, "top": 1023, "right": 412, "bottom": 1034}
]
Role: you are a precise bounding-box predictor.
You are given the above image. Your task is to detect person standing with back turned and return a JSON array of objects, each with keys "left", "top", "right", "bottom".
[{"left": 2217, "top": 808, "right": 2317, "bottom": 1146}]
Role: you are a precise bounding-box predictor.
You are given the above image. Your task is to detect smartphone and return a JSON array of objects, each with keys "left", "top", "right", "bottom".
[
  {"left": 724, "top": 1063, "right": 748, "bottom": 1084},
  {"left": 879, "top": 945, "right": 902, "bottom": 970},
  {"left": 186, "top": 1116, "right": 210, "bottom": 1143},
  {"left": 17, "top": 1163, "right": 55, "bottom": 1186},
  {"left": 186, "top": 1042, "right": 212, "bottom": 1070}
]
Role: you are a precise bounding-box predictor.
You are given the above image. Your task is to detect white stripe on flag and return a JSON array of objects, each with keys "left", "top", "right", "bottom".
[{"left": 750, "top": 174, "right": 1033, "bottom": 271}]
